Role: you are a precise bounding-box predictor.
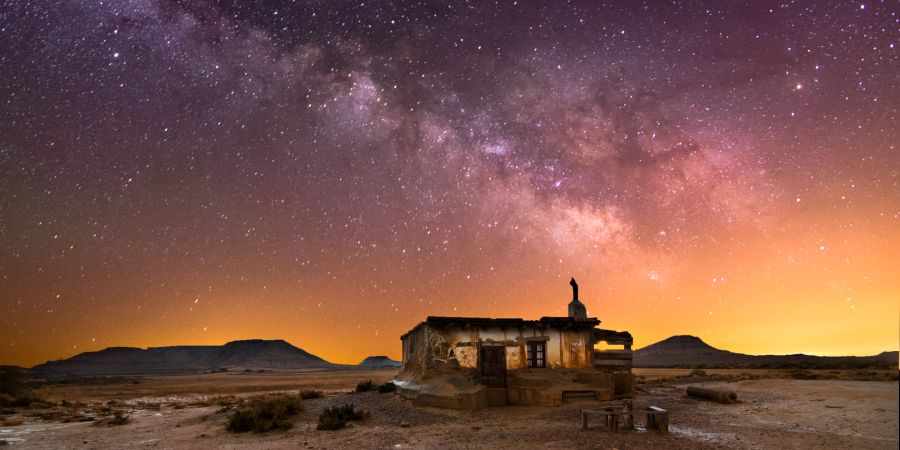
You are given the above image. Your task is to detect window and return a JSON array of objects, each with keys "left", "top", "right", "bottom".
[{"left": 527, "top": 341, "right": 546, "bottom": 368}]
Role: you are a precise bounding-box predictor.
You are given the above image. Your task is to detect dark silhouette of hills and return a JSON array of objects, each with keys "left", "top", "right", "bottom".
[
  {"left": 357, "top": 355, "right": 401, "bottom": 368},
  {"left": 634, "top": 335, "right": 898, "bottom": 369},
  {"left": 29, "top": 339, "right": 336, "bottom": 378}
]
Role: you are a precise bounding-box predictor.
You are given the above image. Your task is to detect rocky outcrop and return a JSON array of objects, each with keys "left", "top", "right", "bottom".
[
  {"left": 30, "top": 339, "right": 334, "bottom": 378},
  {"left": 357, "top": 356, "right": 401, "bottom": 368},
  {"left": 634, "top": 335, "right": 897, "bottom": 369}
]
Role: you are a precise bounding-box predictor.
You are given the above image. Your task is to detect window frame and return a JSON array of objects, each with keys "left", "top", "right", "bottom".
[{"left": 526, "top": 341, "right": 546, "bottom": 368}]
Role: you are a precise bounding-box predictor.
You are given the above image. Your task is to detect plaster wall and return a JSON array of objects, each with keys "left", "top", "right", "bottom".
[{"left": 401, "top": 323, "right": 595, "bottom": 372}]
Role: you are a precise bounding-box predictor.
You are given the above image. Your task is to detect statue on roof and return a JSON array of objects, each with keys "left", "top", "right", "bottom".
[{"left": 568, "top": 277, "right": 587, "bottom": 320}]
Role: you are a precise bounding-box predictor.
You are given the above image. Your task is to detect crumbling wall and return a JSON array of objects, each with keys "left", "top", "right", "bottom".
[
  {"left": 404, "top": 322, "right": 603, "bottom": 380},
  {"left": 592, "top": 328, "right": 634, "bottom": 396},
  {"left": 555, "top": 329, "right": 593, "bottom": 368},
  {"left": 401, "top": 325, "right": 429, "bottom": 377},
  {"left": 416, "top": 325, "right": 596, "bottom": 371}
]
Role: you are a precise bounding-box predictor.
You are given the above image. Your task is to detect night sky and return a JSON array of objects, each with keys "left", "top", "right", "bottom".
[{"left": 1, "top": 1, "right": 897, "bottom": 367}]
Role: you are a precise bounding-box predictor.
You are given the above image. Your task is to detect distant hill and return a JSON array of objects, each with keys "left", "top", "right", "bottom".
[
  {"left": 30, "top": 339, "right": 335, "bottom": 378},
  {"left": 634, "top": 335, "right": 898, "bottom": 369},
  {"left": 357, "top": 356, "right": 401, "bottom": 368}
]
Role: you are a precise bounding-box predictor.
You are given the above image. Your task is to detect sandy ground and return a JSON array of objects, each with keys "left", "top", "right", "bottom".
[
  {"left": 2, "top": 370, "right": 897, "bottom": 449},
  {"left": 31, "top": 370, "right": 397, "bottom": 403}
]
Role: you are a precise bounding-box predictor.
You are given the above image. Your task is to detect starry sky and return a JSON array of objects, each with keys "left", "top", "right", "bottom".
[{"left": 1, "top": 1, "right": 897, "bottom": 367}]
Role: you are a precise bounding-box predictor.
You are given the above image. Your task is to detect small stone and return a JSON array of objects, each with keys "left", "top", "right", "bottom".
[{"left": 399, "top": 421, "right": 411, "bottom": 427}]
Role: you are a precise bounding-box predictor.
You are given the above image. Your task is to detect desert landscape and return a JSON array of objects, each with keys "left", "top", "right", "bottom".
[
  {"left": 2, "top": 366, "right": 897, "bottom": 449},
  {"left": 3, "top": 1, "right": 898, "bottom": 449}
]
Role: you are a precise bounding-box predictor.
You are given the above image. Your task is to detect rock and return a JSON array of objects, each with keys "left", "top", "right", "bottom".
[{"left": 399, "top": 421, "right": 411, "bottom": 428}]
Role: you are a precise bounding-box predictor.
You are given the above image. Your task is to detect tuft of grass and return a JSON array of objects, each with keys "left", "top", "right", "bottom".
[
  {"left": 107, "top": 411, "right": 129, "bottom": 426},
  {"left": 377, "top": 382, "right": 397, "bottom": 394},
  {"left": 355, "top": 380, "right": 376, "bottom": 393},
  {"left": 225, "top": 395, "right": 302, "bottom": 433},
  {"left": 317, "top": 403, "right": 367, "bottom": 430},
  {"left": 316, "top": 413, "right": 345, "bottom": 430},
  {"left": 0, "top": 366, "right": 42, "bottom": 407},
  {"left": 1, "top": 418, "right": 23, "bottom": 427},
  {"left": 785, "top": 369, "right": 819, "bottom": 380},
  {"left": 94, "top": 410, "right": 129, "bottom": 426},
  {"left": 300, "top": 390, "right": 323, "bottom": 400},
  {"left": 213, "top": 395, "right": 240, "bottom": 406},
  {"left": 191, "top": 395, "right": 239, "bottom": 408}
]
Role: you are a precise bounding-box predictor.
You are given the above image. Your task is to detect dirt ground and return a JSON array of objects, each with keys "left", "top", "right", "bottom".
[
  {"left": 2, "top": 369, "right": 897, "bottom": 449},
  {"left": 31, "top": 369, "right": 398, "bottom": 403}
]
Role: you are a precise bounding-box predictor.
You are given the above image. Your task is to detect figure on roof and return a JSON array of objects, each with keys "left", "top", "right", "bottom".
[{"left": 568, "top": 277, "right": 587, "bottom": 320}]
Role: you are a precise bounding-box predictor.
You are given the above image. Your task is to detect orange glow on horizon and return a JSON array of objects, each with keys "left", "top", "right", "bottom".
[{"left": 1, "top": 1, "right": 897, "bottom": 370}]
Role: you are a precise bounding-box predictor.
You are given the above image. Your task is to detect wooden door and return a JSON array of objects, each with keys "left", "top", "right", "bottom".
[{"left": 481, "top": 345, "right": 507, "bottom": 387}]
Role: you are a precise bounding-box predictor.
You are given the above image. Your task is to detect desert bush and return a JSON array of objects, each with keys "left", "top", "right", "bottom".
[
  {"left": 1, "top": 418, "right": 23, "bottom": 427},
  {"left": 30, "top": 410, "right": 66, "bottom": 421},
  {"left": 300, "top": 390, "right": 323, "bottom": 400},
  {"left": 377, "top": 382, "right": 397, "bottom": 393},
  {"left": 191, "top": 395, "right": 239, "bottom": 408},
  {"left": 355, "top": 380, "right": 376, "bottom": 393},
  {"left": 135, "top": 401, "right": 161, "bottom": 410},
  {"left": 0, "top": 367, "right": 28, "bottom": 396},
  {"left": 317, "top": 403, "right": 367, "bottom": 430},
  {"left": 0, "top": 395, "right": 14, "bottom": 407},
  {"left": 785, "top": 369, "right": 819, "bottom": 380},
  {"left": 0, "top": 366, "right": 41, "bottom": 407},
  {"left": 688, "top": 369, "right": 708, "bottom": 377},
  {"left": 107, "top": 411, "right": 129, "bottom": 426},
  {"left": 225, "top": 395, "right": 302, "bottom": 433},
  {"left": 213, "top": 395, "right": 240, "bottom": 406},
  {"left": 94, "top": 410, "right": 129, "bottom": 426}
]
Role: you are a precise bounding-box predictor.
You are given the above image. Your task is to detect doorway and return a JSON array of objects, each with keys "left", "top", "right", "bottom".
[{"left": 480, "top": 345, "right": 507, "bottom": 388}]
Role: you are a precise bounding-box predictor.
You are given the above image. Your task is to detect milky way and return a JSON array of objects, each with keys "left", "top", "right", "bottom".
[{"left": 1, "top": 1, "right": 897, "bottom": 366}]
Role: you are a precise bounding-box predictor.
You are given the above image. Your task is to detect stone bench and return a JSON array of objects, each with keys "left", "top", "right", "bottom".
[
  {"left": 582, "top": 404, "right": 669, "bottom": 433},
  {"left": 581, "top": 407, "right": 624, "bottom": 432},
  {"left": 643, "top": 406, "right": 669, "bottom": 432}
]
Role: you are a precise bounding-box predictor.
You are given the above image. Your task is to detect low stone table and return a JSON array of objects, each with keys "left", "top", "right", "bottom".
[{"left": 581, "top": 407, "right": 624, "bottom": 432}]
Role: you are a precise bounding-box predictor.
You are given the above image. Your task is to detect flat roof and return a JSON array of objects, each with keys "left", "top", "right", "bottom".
[{"left": 401, "top": 315, "right": 601, "bottom": 340}]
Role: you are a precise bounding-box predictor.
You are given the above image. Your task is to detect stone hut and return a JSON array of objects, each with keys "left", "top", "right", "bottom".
[{"left": 395, "top": 279, "right": 633, "bottom": 410}]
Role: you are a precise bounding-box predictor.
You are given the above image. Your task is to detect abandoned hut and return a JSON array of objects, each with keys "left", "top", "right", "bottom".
[{"left": 396, "top": 278, "right": 633, "bottom": 410}]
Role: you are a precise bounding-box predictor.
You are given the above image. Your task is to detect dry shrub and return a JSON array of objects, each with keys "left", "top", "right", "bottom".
[
  {"left": 317, "top": 403, "right": 367, "bottom": 430},
  {"left": 377, "top": 382, "right": 397, "bottom": 393},
  {"left": 190, "top": 395, "right": 238, "bottom": 408},
  {"left": 355, "top": 380, "right": 376, "bottom": 393},
  {"left": 785, "top": 369, "right": 819, "bottom": 380},
  {"left": 225, "top": 395, "right": 302, "bottom": 433},
  {"left": 212, "top": 395, "right": 240, "bottom": 406},
  {"left": 300, "top": 390, "right": 323, "bottom": 399},
  {"left": 0, "top": 366, "right": 41, "bottom": 407},
  {"left": 130, "top": 401, "right": 161, "bottom": 411},
  {"left": 1, "top": 418, "right": 23, "bottom": 427},
  {"left": 94, "top": 410, "right": 129, "bottom": 426}
]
